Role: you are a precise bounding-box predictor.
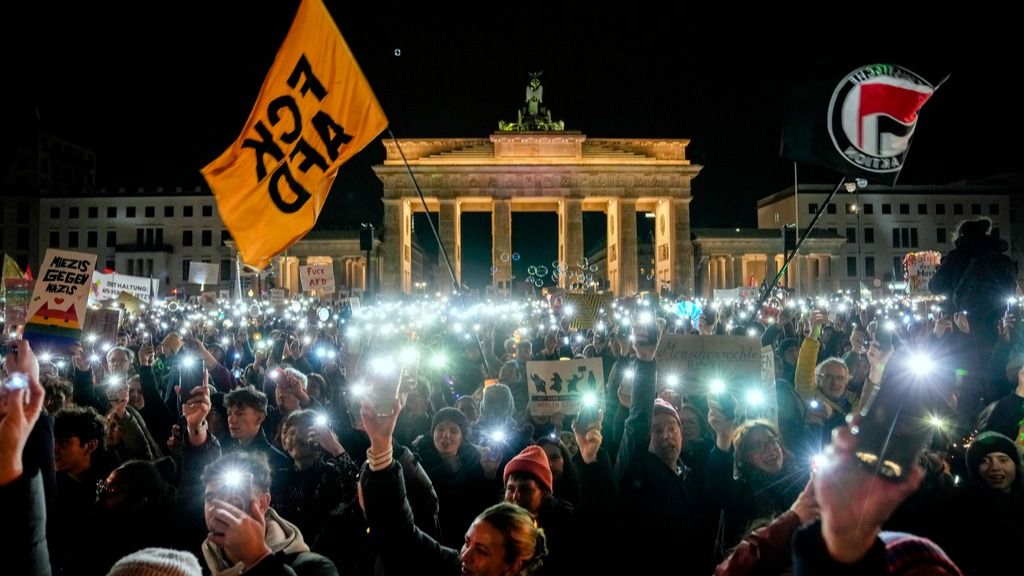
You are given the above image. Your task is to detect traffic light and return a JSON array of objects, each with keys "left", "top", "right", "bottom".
[
  {"left": 782, "top": 224, "right": 796, "bottom": 253},
  {"left": 360, "top": 225, "right": 374, "bottom": 251}
]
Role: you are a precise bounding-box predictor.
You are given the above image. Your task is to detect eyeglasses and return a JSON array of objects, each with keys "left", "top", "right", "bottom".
[{"left": 95, "top": 479, "right": 125, "bottom": 497}]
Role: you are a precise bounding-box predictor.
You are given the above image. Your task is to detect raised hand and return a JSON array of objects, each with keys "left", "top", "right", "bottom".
[
  {"left": 206, "top": 498, "right": 272, "bottom": 570},
  {"left": 1, "top": 341, "right": 46, "bottom": 485},
  {"left": 815, "top": 423, "right": 925, "bottom": 563}
]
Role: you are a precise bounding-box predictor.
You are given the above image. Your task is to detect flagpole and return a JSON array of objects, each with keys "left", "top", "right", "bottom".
[
  {"left": 754, "top": 176, "right": 848, "bottom": 313},
  {"left": 388, "top": 129, "right": 494, "bottom": 377}
]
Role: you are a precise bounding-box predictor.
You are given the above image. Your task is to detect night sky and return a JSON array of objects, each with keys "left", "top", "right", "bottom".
[{"left": 6, "top": 3, "right": 1020, "bottom": 289}]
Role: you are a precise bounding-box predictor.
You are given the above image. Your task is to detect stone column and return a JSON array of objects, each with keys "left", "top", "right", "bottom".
[
  {"left": 492, "top": 199, "right": 511, "bottom": 289},
  {"left": 764, "top": 254, "right": 777, "bottom": 286},
  {"left": 381, "top": 200, "right": 405, "bottom": 293},
  {"left": 438, "top": 199, "right": 461, "bottom": 291},
  {"left": 702, "top": 258, "right": 713, "bottom": 298},
  {"left": 725, "top": 256, "right": 736, "bottom": 288},
  {"left": 673, "top": 200, "right": 694, "bottom": 296},
  {"left": 618, "top": 200, "right": 638, "bottom": 295},
  {"left": 559, "top": 199, "right": 584, "bottom": 289},
  {"left": 802, "top": 255, "right": 815, "bottom": 296}
]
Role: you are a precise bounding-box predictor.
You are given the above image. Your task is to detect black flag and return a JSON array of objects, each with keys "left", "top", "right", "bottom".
[{"left": 782, "top": 64, "right": 936, "bottom": 186}]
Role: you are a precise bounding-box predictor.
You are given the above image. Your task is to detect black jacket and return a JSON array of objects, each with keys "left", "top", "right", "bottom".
[
  {"left": 0, "top": 471, "right": 51, "bottom": 576},
  {"left": 272, "top": 454, "right": 360, "bottom": 543},
  {"left": 361, "top": 460, "right": 461, "bottom": 576},
  {"left": 614, "top": 358, "right": 712, "bottom": 574},
  {"left": 411, "top": 436, "right": 496, "bottom": 548}
]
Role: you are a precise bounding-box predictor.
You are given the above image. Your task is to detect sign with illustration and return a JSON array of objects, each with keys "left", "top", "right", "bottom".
[
  {"left": 525, "top": 358, "right": 605, "bottom": 416},
  {"left": 23, "top": 249, "right": 97, "bottom": 348}
]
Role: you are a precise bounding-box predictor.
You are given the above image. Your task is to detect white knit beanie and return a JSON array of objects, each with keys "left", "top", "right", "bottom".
[{"left": 107, "top": 548, "right": 203, "bottom": 576}]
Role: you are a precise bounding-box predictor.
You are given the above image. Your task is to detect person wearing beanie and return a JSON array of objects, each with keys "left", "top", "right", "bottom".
[
  {"left": 107, "top": 548, "right": 203, "bottom": 576},
  {"left": 470, "top": 383, "right": 533, "bottom": 482},
  {"left": 614, "top": 334, "right": 712, "bottom": 575},
  {"left": 432, "top": 407, "right": 469, "bottom": 444},
  {"left": 503, "top": 445, "right": 555, "bottom": 504},
  {"left": 410, "top": 407, "right": 494, "bottom": 549},
  {"left": 935, "top": 431, "right": 1024, "bottom": 575}
]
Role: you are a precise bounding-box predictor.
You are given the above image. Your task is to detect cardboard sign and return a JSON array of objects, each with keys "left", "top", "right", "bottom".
[
  {"left": 655, "top": 334, "right": 772, "bottom": 393},
  {"left": 3, "top": 278, "right": 34, "bottom": 326},
  {"left": 23, "top": 249, "right": 97, "bottom": 347},
  {"left": 269, "top": 289, "right": 287, "bottom": 307},
  {"left": 90, "top": 272, "right": 159, "bottom": 303},
  {"left": 525, "top": 358, "right": 605, "bottom": 416},
  {"left": 83, "top": 308, "right": 122, "bottom": 346},
  {"left": 201, "top": 292, "right": 218, "bottom": 311},
  {"left": 759, "top": 345, "right": 779, "bottom": 428},
  {"left": 713, "top": 287, "right": 757, "bottom": 302},
  {"left": 904, "top": 251, "right": 942, "bottom": 296},
  {"left": 188, "top": 262, "right": 221, "bottom": 285},
  {"left": 299, "top": 264, "right": 335, "bottom": 294}
]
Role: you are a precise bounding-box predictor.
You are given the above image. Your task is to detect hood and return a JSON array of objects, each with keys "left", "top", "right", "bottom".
[{"left": 202, "top": 507, "right": 309, "bottom": 576}]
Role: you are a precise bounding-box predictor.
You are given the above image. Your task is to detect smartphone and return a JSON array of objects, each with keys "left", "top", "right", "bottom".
[
  {"left": 3, "top": 372, "right": 28, "bottom": 391},
  {"left": 632, "top": 317, "right": 659, "bottom": 348},
  {"left": 852, "top": 349, "right": 944, "bottom": 481},
  {"left": 178, "top": 365, "right": 205, "bottom": 398},
  {"left": 368, "top": 369, "right": 402, "bottom": 417},
  {"left": 105, "top": 376, "right": 129, "bottom": 404},
  {"left": 575, "top": 400, "right": 604, "bottom": 432},
  {"left": 213, "top": 471, "right": 255, "bottom": 511},
  {"left": 176, "top": 414, "right": 188, "bottom": 444},
  {"left": 877, "top": 324, "right": 894, "bottom": 352},
  {"left": 0, "top": 341, "right": 18, "bottom": 357},
  {"left": 708, "top": 391, "right": 738, "bottom": 422}
]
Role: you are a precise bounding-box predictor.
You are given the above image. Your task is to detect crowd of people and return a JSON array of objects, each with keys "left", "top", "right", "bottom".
[{"left": 2, "top": 217, "right": 1022, "bottom": 575}]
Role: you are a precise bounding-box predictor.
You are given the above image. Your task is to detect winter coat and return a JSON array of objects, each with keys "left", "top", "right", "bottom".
[
  {"left": 614, "top": 358, "right": 713, "bottom": 574},
  {"left": 202, "top": 507, "right": 338, "bottom": 576},
  {"left": 411, "top": 436, "right": 496, "bottom": 548}
]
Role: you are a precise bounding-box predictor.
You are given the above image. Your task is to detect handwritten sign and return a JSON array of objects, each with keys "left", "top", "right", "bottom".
[
  {"left": 904, "top": 251, "right": 942, "bottom": 296},
  {"left": 23, "top": 249, "right": 97, "bottom": 348},
  {"left": 299, "top": 264, "right": 335, "bottom": 293},
  {"left": 656, "top": 334, "right": 770, "bottom": 393},
  {"left": 269, "top": 289, "right": 287, "bottom": 307},
  {"left": 188, "top": 262, "right": 221, "bottom": 285},
  {"left": 83, "top": 308, "right": 122, "bottom": 346},
  {"left": 90, "top": 272, "right": 160, "bottom": 303},
  {"left": 525, "top": 358, "right": 605, "bottom": 416}
]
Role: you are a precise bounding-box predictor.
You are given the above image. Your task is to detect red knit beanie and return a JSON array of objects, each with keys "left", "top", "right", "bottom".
[
  {"left": 503, "top": 445, "right": 554, "bottom": 494},
  {"left": 654, "top": 398, "right": 681, "bottom": 425}
]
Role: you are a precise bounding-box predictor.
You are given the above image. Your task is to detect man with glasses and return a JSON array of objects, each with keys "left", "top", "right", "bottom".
[{"left": 795, "top": 311, "right": 858, "bottom": 442}]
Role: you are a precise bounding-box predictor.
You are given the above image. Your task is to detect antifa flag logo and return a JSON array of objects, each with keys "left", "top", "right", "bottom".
[{"left": 828, "top": 64, "right": 934, "bottom": 176}]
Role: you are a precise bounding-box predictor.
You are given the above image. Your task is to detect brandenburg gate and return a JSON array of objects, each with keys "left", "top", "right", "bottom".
[{"left": 375, "top": 77, "right": 702, "bottom": 297}]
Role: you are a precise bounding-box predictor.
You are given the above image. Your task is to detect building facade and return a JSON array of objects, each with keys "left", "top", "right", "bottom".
[
  {"left": 374, "top": 134, "right": 700, "bottom": 296},
  {"left": 38, "top": 188, "right": 235, "bottom": 294},
  {"left": 758, "top": 180, "right": 1017, "bottom": 291}
]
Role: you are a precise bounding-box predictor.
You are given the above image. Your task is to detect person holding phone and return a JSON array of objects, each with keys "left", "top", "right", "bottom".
[
  {"left": 612, "top": 316, "right": 715, "bottom": 574},
  {"left": 791, "top": 422, "right": 961, "bottom": 575},
  {"left": 200, "top": 451, "right": 338, "bottom": 575}
]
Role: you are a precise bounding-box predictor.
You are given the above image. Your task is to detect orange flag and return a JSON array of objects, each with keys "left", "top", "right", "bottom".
[{"left": 202, "top": 0, "right": 387, "bottom": 268}]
